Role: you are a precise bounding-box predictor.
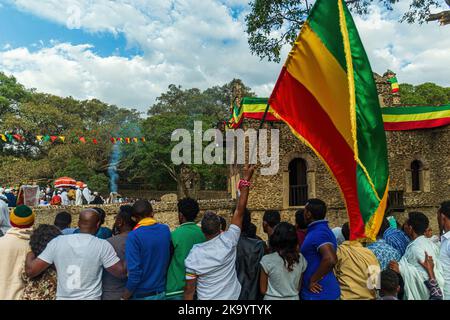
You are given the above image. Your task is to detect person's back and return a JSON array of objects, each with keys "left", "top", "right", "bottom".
[
  {"left": 0, "top": 227, "right": 32, "bottom": 299},
  {"left": 38, "top": 233, "right": 120, "bottom": 300},
  {"left": 335, "top": 241, "right": 379, "bottom": 300},
  {"left": 125, "top": 223, "right": 171, "bottom": 297},
  {"left": 166, "top": 219, "right": 206, "bottom": 299},
  {"left": 0, "top": 198, "right": 11, "bottom": 235},
  {"left": 5, "top": 192, "right": 16, "bottom": 207},
  {"left": 396, "top": 212, "right": 444, "bottom": 300},
  {"left": 260, "top": 222, "right": 307, "bottom": 300},
  {"left": 185, "top": 223, "right": 242, "bottom": 300},
  {"left": 236, "top": 235, "right": 265, "bottom": 300},
  {"left": 300, "top": 199, "right": 340, "bottom": 300},
  {"left": 102, "top": 233, "right": 128, "bottom": 300},
  {"left": 383, "top": 226, "right": 410, "bottom": 256}
]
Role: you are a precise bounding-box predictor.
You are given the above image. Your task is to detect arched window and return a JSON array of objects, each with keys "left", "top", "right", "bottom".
[
  {"left": 411, "top": 160, "right": 423, "bottom": 191},
  {"left": 289, "top": 158, "right": 308, "bottom": 206}
]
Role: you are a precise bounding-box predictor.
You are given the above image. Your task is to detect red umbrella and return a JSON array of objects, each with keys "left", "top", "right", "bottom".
[
  {"left": 76, "top": 181, "right": 87, "bottom": 188},
  {"left": 54, "top": 177, "right": 77, "bottom": 188}
]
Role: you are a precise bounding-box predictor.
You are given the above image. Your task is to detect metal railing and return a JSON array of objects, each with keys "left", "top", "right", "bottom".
[{"left": 289, "top": 184, "right": 308, "bottom": 206}]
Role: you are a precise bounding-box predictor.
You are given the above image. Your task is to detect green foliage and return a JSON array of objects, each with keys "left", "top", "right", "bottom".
[
  {"left": 88, "top": 174, "right": 110, "bottom": 194},
  {"left": 0, "top": 72, "right": 251, "bottom": 194},
  {"left": 54, "top": 158, "right": 95, "bottom": 182},
  {"left": 400, "top": 82, "right": 450, "bottom": 105},
  {"left": 245, "top": 0, "right": 442, "bottom": 62}
]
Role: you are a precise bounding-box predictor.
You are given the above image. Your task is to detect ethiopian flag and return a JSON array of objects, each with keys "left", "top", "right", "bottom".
[
  {"left": 388, "top": 76, "right": 400, "bottom": 93},
  {"left": 383, "top": 105, "right": 450, "bottom": 130},
  {"left": 269, "top": 0, "right": 389, "bottom": 240}
]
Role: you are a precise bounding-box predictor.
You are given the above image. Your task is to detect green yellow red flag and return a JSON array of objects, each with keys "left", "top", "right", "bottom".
[
  {"left": 268, "top": 0, "right": 389, "bottom": 240},
  {"left": 382, "top": 104, "right": 450, "bottom": 130}
]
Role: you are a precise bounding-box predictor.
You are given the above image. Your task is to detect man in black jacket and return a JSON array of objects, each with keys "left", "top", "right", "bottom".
[{"left": 236, "top": 208, "right": 265, "bottom": 300}]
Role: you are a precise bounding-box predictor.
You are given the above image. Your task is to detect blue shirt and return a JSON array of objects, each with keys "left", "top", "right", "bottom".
[
  {"left": 367, "top": 239, "right": 401, "bottom": 270},
  {"left": 61, "top": 227, "right": 76, "bottom": 235},
  {"left": 125, "top": 223, "right": 171, "bottom": 295},
  {"left": 300, "top": 220, "right": 341, "bottom": 300},
  {"left": 5, "top": 193, "right": 16, "bottom": 207},
  {"left": 383, "top": 227, "right": 410, "bottom": 256}
]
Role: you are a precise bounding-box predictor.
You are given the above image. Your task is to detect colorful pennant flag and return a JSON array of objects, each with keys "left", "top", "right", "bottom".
[
  {"left": 50, "top": 136, "right": 58, "bottom": 143},
  {"left": 59, "top": 136, "right": 65, "bottom": 142},
  {"left": 79, "top": 137, "right": 86, "bottom": 144},
  {"left": 6, "top": 134, "right": 13, "bottom": 142},
  {"left": 268, "top": 0, "right": 389, "bottom": 241},
  {"left": 125, "top": 137, "right": 131, "bottom": 144},
  {"left": 92, "top": 138, "right": 98, "bottom": 144},
  {"left": 133, "top": 137, "right": 138, "bottom": 143},
  {"left": 0, "top": 134, "right": 7, "bottom": 142},
  {"left": 110, "top": 137, "right": 116, "bottom": 144},
  {"left": 141, "top": 137, "right": 146, "bottom": 142},
  {"left": 43, "top": 135, "right": 51, "bottom": 142},
  {"left": 36, "top": 135, "right": 43, "bottom": 141}
]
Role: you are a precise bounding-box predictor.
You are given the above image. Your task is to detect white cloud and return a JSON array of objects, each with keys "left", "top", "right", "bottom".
[
  {"left": 353, "top": 5, "right": 450, "bottom": 86},
  {"left": 0, "top": 0, "right": 449, "bottom": 112}
]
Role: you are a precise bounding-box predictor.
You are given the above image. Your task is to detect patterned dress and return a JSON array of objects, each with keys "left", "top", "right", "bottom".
[
  {"left": 21, "top": 265, "right": 57, "bottom": 300},
  {"left": 367, "top": 239, "right": 402, "bottom": 270}
]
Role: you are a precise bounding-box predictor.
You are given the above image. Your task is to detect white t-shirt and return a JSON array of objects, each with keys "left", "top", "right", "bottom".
[
  {"left": 39, "top": 233, "right": 120, "bottom": 300},
  {"left": 185, "top": 224, "right": 241, "bottom": 300},
  {"left": 440, "top": 231, "right": 450, "bottom": 300}
]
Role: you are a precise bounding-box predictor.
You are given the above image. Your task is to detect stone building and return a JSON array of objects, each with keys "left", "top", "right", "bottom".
[{"left": 228, "top": 71, "right": 450, "bottom": 233}]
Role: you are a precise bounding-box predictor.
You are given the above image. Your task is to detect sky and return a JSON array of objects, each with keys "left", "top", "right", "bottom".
[{"left": 0, "top": 0, "right": 449, "bottom": 112}]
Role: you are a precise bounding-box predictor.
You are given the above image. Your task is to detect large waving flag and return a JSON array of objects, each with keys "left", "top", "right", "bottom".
[{"left": 269, "top": 0, "right": 389, "bottom": 240}]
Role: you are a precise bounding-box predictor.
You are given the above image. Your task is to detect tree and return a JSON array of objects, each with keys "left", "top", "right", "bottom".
[
  {"left": 245, "top": 0, "right": 445, "bottom": 63},
  {"left": 400, "top": 82, "right": 450, "bottom": 105},
  {"left": 88, "top": 174, "right": 110, "bottom": 194}
]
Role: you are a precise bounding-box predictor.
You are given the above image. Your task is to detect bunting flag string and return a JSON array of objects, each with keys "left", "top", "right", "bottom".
[{"left": 0, "top": 132, "right": 147, "bottom": 145}]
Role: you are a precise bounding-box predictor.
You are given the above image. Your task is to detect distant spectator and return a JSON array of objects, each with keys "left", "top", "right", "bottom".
[
  {"left": 262, "top": 210, "right": 281, "bottom": 253},
  {"left": 54, "top": 212, "right": 75, "bottom": 235},
  {"left": 295, "top": 209, "right": 308, "bottom": 249}
]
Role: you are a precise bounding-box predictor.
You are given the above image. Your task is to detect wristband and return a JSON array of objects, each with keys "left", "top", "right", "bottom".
[{"left": 238, "top": 179, "right": 251, "bottom": 190}]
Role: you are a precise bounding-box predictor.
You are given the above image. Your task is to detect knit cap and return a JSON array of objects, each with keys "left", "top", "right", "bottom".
[{"left": 10, "top": 205, "right": 35, "bottom": 228}]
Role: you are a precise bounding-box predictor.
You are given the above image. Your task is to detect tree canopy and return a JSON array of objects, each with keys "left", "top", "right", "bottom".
[
  {"left": 245, "top": 0, "right": 446, "bottom": 63},
  {"left": 399, "top": 82, "right": 450, "bottom": 105}
]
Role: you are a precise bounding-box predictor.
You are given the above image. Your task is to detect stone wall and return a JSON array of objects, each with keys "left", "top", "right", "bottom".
[
  {"left": 117, "top": 189, "right": 230, "bottom": 201},
  {"left": 34, "top": 199, "right": 236, "bottom": 232}
]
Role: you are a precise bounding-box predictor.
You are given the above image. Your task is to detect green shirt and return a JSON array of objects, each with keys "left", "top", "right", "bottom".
[{"left": 166, "top": 222, "right": 206, "bottom": 296}]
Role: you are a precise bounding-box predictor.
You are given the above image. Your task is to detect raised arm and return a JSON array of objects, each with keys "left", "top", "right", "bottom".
[{"left": 230, "top": 164, "right": 255, "bottom": 229}]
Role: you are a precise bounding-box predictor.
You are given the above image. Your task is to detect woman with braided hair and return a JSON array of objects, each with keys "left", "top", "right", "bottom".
[{"left": 259, "top": 222, "right": 307, "bottom": 300}]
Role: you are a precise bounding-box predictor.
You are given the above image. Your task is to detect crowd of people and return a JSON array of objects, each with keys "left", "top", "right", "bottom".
[{"left": 0, "top": 165, "right": 449, "bottom": 300}]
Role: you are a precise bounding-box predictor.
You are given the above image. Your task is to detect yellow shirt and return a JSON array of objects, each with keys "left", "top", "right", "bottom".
[{"left": 335, "top": 241, "right": 380, "bottom": 300}]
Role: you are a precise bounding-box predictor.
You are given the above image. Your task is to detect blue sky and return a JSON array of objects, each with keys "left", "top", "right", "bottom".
[
  {"left": 0, "top": 0, "right": 448, "bottom": 111},
  {"left": 0, "top": 3, "right": 142, "bottom": 57}
]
